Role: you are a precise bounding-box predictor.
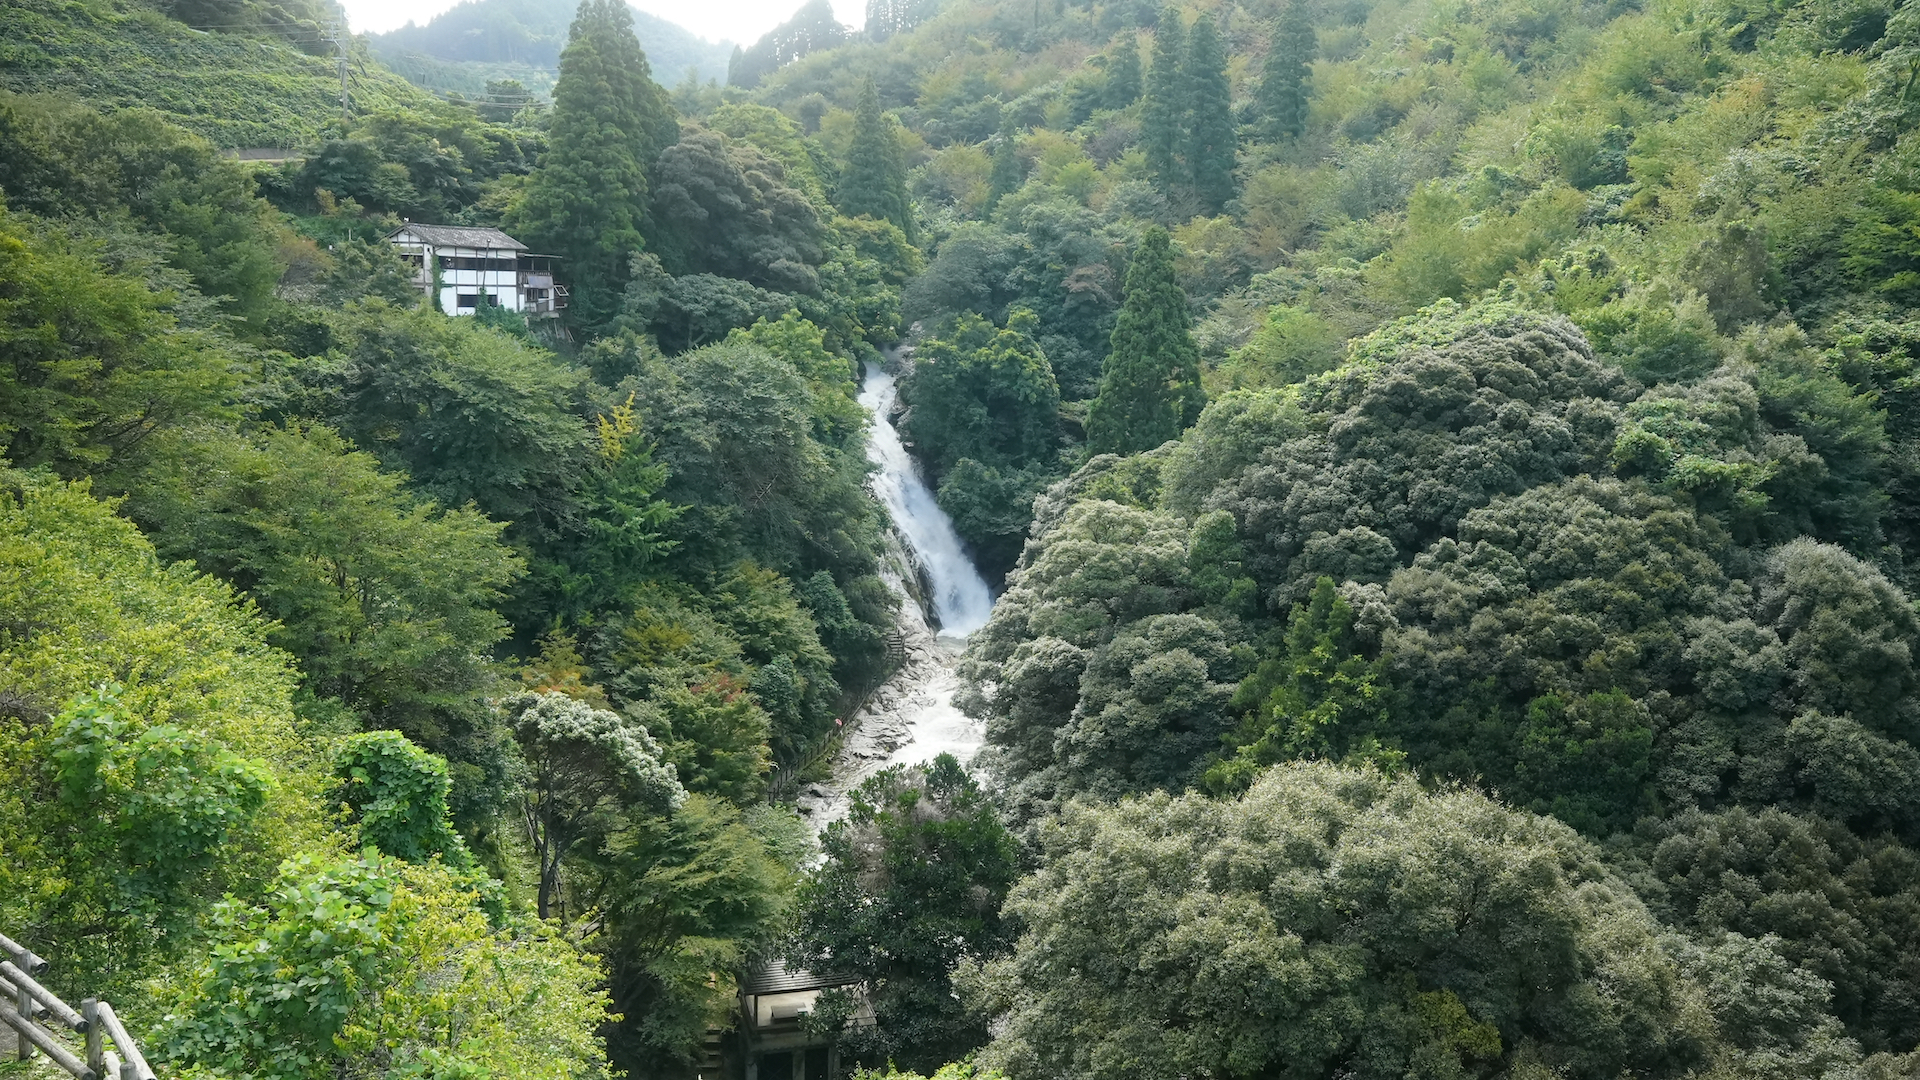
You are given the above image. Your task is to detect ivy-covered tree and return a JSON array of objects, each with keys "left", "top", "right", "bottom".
[
  {"left": 508, "top": 0, "right": 677, "bottom": 334},
  {"left": 1087, "top": 227, "right": 1204, "bottom": 455},
  {"left": 1206, "top": 576, "right": 1395, "bottom": 793},
  {"left": 332, "top": 730, "right": 472, "bottom": 866},
  {"left": 837, "top": 79, "right": 917, "bottom": 244},
  {"left": 1258, "top": 0, "right": 1315, "bottom": 140},
  {"left": 1180, "top": 14, "right": 1236, "bottom": 213}
]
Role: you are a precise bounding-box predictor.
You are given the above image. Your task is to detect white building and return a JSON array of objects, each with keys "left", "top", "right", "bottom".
[{"left": 386, "top": 223, "right": 565, "bottom": 318}]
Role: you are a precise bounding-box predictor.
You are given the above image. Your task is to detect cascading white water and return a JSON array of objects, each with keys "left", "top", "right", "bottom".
[
  {"left": 793, "top": 359, "right": 996, "bottom": 830},
  {"left": 859, "top": 360, "right": 995, "bottom": 637}
]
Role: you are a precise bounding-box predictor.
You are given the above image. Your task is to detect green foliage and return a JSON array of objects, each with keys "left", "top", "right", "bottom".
[
  {"left": 1208, "top": 577, "right": 1394, "bottom": 793},
  {"left": 533, "top": 391, "right": 682, "bottom": 625},
  {"left": 935, "top": 459, "right": 1057, "bottom": 578},
  {"left": 730, "top": 0, "right": 850, "bottom": 89},
  {"left": 650, "top": 125, "right": 826, "bottom": 295},
  {"left": 0, "top": 470, "right": 320, "bottom": 998},
  {"left": 503, "top": 690, "right": 684, "bottom": 921},
  {"left": 131, "top": 422, "right": 523, "bottom": 804},
  {"left": 1257, "top": 0, "right": 1315, "bottom": 140},
  {"left": 50, "top": 685, "right": 274, "bottom": 929},
  {"left": 963, "top": 763, "right": 1719, "bottom": 1080},
  {"left": 619, "top": 335, "right": 883, "bottom": 598},
  {"left": 1106, "top": 33, "right": 1142, "bottom": 108},
  {"left": 273, "top": 300, "right": 598, "bottom": 534},
  {"left": 0, "top": 207, "right": 238, "bottom": 479},
  {"left": 1629, "top": 806, "right": 1920, "bottom": 1051},
  {"left": 506, "top": 0, "right": 677, "bottom": 332},
  {"left": 707, "top": 104, "right": 836, "bottom": 210},
  {"left": 369, "top": 0, "right": 733, "bottom": 85},
  {"left": 593, "top": 796, "right": 800, "bottom": 1071},
  {"left": 159, "top": 853, "right": 612, "bottom": 1080},
  {"left": 0, "top": 0, "right": 438, "bottom": 148},
  {"left": 791, "top": 756, "right": 1021, "bottom": 1072},
  {"left": 32, "top": 0, "right": 1920, "bottom": 1072},
  {"left": 852, "top": 1064, "right": 1007, "bottom": 1080},
  {"left": 1141, "top": 9, "right": 1184, "bottom": 192},
  {"left": 837, "top": 79, "right": 917, "bottom": 243},
  {"left": 903, "top": 309, "right": 1060, "bottom": 476},
  {"left": 333, "top": 731, "right": 472, "bottom": 867},
  {"left": 1087, "top": 227, "right": 1204, "bottom": 455},
  {"left": 0, "top": 92, "right": 284, "bottom": 319},
  {"left": 959, "top": 491, "right": 1208, "bottom": 821},
  {"left": 271, "top": 106, "right": 541, "bottom": 223},
  {"left": 1218, "top": 303, "right": 1341, "bottom": 388},
  {"left": 644, "top": 676, "right": 772, "bottom": 803},
  {"left": 1179, "top": 16, "right": 1235, "bottom": 215},
  {"left": 987, "top": 120, "right": 1026, "bottom": 209}
]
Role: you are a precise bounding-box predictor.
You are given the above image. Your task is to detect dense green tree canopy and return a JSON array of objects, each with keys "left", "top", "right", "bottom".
[
  {"left": 1180, "top": 16, "right": 1235, "bottom": 214},
  {"left": 1087, "top": 227, "right": 1204, "bottom": 455},
  {"left": 966, "top": 763, "right": 1722, "bottom": 1080},
  {"left": 790, "top": 756, "right": 1021, "bottom": 1072},
  {"left": 650, "top": 125, "right": 826, "bottom": 295},
  {"left": 28, "top": 0, "right": 1920, "bottom": 1074},
  {"left": 902, "top": 310, "right": 1060, "bottom": 475},
  {"left": 837, "top": 79, "right": 917, "bottom": 243},
  {"left": 1257, "top": 0, "right": 1315, "bottom": 141},
  {"left": 1141, "top": 9, "right": 1184, "bottom": 192},
  {"left": 507, "top": 0, "right": 677, "bottom": 332}
]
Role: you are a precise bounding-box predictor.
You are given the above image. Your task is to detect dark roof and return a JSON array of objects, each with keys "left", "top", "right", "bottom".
[
  {"left": 388, "top": 224, "right": 528, "bottom": 251},
  {"left": 741, "top": 960, "right": 860, "bottom": 995}
]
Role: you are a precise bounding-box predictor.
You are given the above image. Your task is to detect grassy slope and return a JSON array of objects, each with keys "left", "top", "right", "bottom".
[{"left": 0, "top": 0, "right": 443, "bottom": 147}]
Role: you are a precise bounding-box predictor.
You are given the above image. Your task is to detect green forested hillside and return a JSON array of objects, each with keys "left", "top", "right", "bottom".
[
  {"left": 370, "top": 0, "right": 736, "bottom": 92},
  {"left": 11, "top": 0, "right": 1920, "bottom": 1074},
  {"left": 0, "top": 0, "right": 441, "bottom": 146}
]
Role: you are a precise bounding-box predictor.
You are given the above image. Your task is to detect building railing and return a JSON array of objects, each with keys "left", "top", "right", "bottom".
[{"left": 0, "top": 933, "right": 157, "bottom": 1080}]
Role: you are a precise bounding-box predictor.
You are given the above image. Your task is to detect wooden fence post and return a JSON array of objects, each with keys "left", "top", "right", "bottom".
[
  {"left": 83, "top": 999, "right": 103, "bottom": 1077},
  {"left": 15, "top": 975, "right": 28, "bottom": 1061}
]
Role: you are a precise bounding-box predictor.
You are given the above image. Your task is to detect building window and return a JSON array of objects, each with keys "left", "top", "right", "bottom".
[{"left": 456, "top": 293, "right": 479, "bottom": 309}]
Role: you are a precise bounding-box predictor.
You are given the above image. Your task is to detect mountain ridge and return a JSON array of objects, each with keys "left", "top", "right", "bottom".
[{"left": 368, "top": 0, "right": 737, "bottom": 90}]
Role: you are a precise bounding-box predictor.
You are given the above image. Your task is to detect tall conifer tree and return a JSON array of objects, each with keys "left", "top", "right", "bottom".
[
  {"left": 1106, "top": 33, "right": 1143, "bottom": 108},
  {"left": 1087, "top": 227, "right": 1204, "bottom": 455},
  {"left": 508, "top": 0, "right": 676, "bottom": 334},
  {"left": 1141, "top": 8, "right": 1185, "bottom": 192},
  {"left": 1259, "top": 0, "right": 1315, "bottom": 140},
  {"left": 1181, "top": 14, "right": 1236, "bottom": 213},
  {"left": 836, "top": 79, "right": 917, "bottom": 244}
]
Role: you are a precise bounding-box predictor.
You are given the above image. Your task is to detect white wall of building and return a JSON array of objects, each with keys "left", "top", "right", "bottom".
[{"left": 432, "top": 247, "right": 524, "bottom": 316}]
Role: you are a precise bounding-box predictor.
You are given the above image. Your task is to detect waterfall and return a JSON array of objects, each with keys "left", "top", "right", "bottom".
[{"left": 859, "top": 360, "right": 995, "bottom": 637}]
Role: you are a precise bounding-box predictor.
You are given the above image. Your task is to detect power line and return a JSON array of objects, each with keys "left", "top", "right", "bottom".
[{"left": 325, "top": 21, "right": 350, "bottom": 120}]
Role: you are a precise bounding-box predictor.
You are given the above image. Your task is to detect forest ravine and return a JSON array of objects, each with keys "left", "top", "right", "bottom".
[{"left": 14, "top": 0, "right": 1920, "bottom": 1073}]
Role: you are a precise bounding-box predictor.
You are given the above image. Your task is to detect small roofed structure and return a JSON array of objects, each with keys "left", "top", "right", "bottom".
[
  {"left": 386, "top": 223, "right": 565, "bottom": 318},
  {"left": 737, "top": 960, "right": 868, "bottom": 1080}
]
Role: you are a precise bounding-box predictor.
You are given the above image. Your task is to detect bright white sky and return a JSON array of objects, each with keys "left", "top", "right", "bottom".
[{"left": 339, "top": 0, "right": 867, "bottom": 51}]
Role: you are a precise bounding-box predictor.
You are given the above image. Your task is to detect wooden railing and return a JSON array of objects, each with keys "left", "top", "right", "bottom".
[{"left": 0, "top": 933, "right": 156, "bottom": 1080}]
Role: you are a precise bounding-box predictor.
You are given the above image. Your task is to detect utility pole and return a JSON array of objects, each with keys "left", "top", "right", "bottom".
[{"left": 327, "top": 22, "right": 350, "bottom": 121}]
